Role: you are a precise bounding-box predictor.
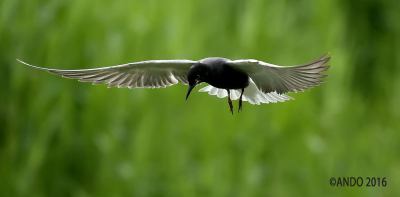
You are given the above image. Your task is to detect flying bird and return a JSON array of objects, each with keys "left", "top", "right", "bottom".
[{"left": 17, "top": 53, "right": 331, "bottom": 114}]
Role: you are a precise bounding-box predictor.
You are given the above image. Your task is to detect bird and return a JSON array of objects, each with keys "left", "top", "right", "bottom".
[{"left": 17, "top": 53, "right": 331, "bottom": 114}]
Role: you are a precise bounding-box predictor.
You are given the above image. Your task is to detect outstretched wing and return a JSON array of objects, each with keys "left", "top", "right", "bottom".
[
  {"left": 225, "top": 53, "right": 331, "bottom": 94},
  {"left": 17, "top": 59, "right": 197, "bottom": 88}
]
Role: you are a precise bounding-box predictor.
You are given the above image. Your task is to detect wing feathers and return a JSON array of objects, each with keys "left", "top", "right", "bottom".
[
  {"left": 17, "top": 59, "right": 196, "bottom": 89},
  {"left": 296, "top": 52, "right": 329, "bottom": 67},
  {"left": 118, "top": 76, "right": 134, "bottom": 88},
  {"left": 226, "top": 54, "right": 331, "bottom": 94}
]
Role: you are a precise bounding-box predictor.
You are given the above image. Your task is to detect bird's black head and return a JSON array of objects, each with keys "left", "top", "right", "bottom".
[{"left": 186, "top": 63, "right": 209, "bottom": 100}]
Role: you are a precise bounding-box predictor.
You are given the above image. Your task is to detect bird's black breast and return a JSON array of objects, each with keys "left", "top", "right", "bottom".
[{"left": 200, "top": 57, "right": 249, "bottom": 89}]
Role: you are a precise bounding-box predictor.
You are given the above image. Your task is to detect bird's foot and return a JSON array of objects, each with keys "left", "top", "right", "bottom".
[
  {"left": 228, "top": 99, "right": 234, "bottom": 115},
  {"left": 226, "top": 89, "right": 234, "bottom": 115},
  {"left": 238, "top": 88, "right": 244, "bottom": 113},
  {"left": 238, "top": 99, "right": 242, "bottom": 113}
]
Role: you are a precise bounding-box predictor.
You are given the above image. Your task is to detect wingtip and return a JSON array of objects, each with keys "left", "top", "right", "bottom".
[
  {"left": 16, "top": 59, "right": 26, "bottom": 64},
  {"left": 16, "top": 59, "right": 50, "bottom": 71},
  {"left": 320, "top": 57, "right": 332, "bottom": 66},
  {"left": 16, "top": 59, "right": 35, "bottom": 67},
  {"left": 318, "top": 52, "right": 330, "bottom": 60}
]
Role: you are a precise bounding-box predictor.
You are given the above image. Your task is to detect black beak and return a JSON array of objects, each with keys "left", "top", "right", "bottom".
[{"left": 186, "top": 84, "right": 196, "bottom": 100}]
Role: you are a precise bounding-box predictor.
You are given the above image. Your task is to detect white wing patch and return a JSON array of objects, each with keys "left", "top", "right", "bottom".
[{"left": 198, "top": 79, "right": 293, "bottom": 105}]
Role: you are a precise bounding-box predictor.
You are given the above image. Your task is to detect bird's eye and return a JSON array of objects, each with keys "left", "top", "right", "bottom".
[{"left": 195, "top": 75, "right": 201, "bottom": 84}]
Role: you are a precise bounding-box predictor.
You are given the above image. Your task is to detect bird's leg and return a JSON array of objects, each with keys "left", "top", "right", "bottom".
[
  {"left": 238, "top": 88, "right": 244, "bottom": 113},
  {"left": 226, "top": 89, "right": 233, "bottom": 115}
]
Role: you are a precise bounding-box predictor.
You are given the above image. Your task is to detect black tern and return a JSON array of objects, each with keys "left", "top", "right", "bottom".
[{"left": 17, "top": 53, "right": 331, "bottom": 114}]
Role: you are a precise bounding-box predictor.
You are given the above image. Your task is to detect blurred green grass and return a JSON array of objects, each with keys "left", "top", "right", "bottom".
[{"left": 1, "top": 0, "right": 400, "bottom": 196}]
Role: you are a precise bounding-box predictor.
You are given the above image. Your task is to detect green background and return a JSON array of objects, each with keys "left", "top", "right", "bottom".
[{"left": 1, "top": 0, "right": 399, "bottom": 196}]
